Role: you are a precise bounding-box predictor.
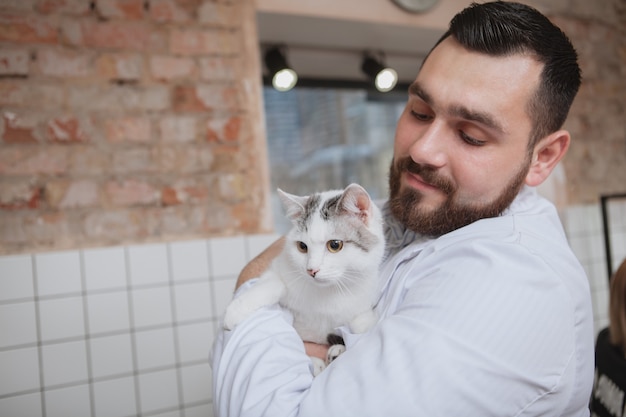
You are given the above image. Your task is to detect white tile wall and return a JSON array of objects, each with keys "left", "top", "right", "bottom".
[
  {"left": 564, "top": 197, "right": 626, "bottom": 336},
  {"left": 1, "top": 208, "right": 620, "bottom": 417},
  {"left": 0, "top": 233, "right": 279, "bottom": 417}
]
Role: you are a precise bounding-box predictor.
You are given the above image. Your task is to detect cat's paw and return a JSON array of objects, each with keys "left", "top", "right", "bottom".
[
  {"left": 310, "top": 357, "right": 326, "bottom": 377},
  {"left": 326, "top": 344, "right": 346, "bottom": 364},
  {"left": 222, "top": 297, "right": 251, "bottom": 330},
  {"left": 349, "top": 309, "right": 377, "bottom": 334}
]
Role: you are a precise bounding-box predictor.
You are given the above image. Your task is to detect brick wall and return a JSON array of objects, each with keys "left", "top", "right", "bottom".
[
  {"left": 534, "top": 0, "right": 626, "bottom": 204},
  {"left": 0, "top": 0, "right": 271, "bottom": 255}
]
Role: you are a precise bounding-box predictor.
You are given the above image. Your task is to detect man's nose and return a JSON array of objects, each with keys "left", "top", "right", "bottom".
[{"left": 408, "top": 120, "right": 448, "bottom": 169}]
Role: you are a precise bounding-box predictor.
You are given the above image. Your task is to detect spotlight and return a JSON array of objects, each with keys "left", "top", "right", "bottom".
[
  {"left": 361, "top": 53, "right": 398, "bottom": 93},
  {"left": 264, "top": 46, "right": 298, "bottom": 92}
]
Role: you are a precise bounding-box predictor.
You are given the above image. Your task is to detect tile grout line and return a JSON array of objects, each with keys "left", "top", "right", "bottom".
[
  {"left": 124, "top": 245, "right": 143, "bottom": 417},
  {"left": 79, "top": 250, "right": 96, "bottom": 417},
  {"left": 166, "top": 243, "right": 186, "bottom": 417},
  {"left": 31, "top": 254, "right": 46, "bottom": 417}
]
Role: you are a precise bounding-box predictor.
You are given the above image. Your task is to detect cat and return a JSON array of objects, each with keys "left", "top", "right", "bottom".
[{"left": 223, "top": 183, "right": 385, "bottom": 375}]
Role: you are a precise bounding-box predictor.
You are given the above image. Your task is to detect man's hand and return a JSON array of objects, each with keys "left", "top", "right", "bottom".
[
  {"left": 304, "top": 342, "right": 329, "bottom": 361},
  {"left": 235, "top": 237, "right": 285, "bottom": 289}
]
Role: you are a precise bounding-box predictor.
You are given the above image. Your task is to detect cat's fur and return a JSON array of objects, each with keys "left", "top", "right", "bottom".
[{"left": 223, "top": 183, "right": 385, "bottom": 375}]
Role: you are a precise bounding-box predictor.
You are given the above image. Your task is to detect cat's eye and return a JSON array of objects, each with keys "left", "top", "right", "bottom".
[
  {"left": 326, "top": 240, "right": 344, "bottom": 253},
  {"left": 296, "top": 241, "right": 308, "bottom": 253}
]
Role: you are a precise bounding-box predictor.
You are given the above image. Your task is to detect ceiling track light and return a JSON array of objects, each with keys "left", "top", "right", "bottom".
[
  {"left": 264, "top": 46, "right": 298, "bottom": 92},
  {"left": 361, "top": 52, "right": 398, "bottom": 93}
]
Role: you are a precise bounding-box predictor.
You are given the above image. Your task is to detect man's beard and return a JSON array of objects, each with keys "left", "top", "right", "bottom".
[{"left": 388, "top": 156, "right": 530, "bottom": 237}]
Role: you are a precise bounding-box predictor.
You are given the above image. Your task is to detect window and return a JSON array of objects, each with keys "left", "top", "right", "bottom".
[{"left": 263, "top": 86, "right": 406, "bottom": 233}]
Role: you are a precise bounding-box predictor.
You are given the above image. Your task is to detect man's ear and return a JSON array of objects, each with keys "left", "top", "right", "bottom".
[{"left": 525, "top": 130, "right": 571, "bottom": 187}]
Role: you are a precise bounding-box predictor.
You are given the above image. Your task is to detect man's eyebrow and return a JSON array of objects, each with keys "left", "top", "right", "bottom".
[{"left": 408, "top": 81, "right": 506, "bottom": 134}]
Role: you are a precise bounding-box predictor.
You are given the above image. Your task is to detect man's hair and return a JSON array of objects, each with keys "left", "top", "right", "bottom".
[
  {"left": 432, "top": 1, "right": 581, "bottom": 149},
  {"left": 610, "top": 258, "right": 626, "bottom": 355}
]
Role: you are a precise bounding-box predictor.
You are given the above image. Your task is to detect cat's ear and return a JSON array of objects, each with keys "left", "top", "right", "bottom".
[
  {"left": 277, "top": 188, "right": 308, "bottom": 222},
  {"left": 339, "top": 184, "right": 372, "bottom": 224}
]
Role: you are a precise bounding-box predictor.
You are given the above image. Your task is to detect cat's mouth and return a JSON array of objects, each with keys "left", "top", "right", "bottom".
[{"left": 307, "top": 274, "right": 338, "bottom": 287}]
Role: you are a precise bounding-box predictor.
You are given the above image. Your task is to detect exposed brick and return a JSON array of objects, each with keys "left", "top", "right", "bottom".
[
  {"left": 0, "top": 14, "right": 58, "bottom": 44},
  {"left": 159, "top": 116, "right": 196, "bottom": 142},
  {"left": 150, "top": 55, "right": 195, "bottom": 81},
  {"left": 158, "top": 144, "right": 214, "bottom": 173},
  {"left": 45, "top": 179, "right": 100, "bottom": 209},
  {"left": 95, "top": 52, "right": 143, "bottom": 81},
  {"left": 210, "top": 143, "right": 241, "bottom": 172},
  {"left": 201, "top": 201, "right": 233, "bottom": 233},
  {"left": 59, "top": 18, "right": 81, "bottom": 45},
  {"left": 148, "top": 0, "right": 192, "bottom": 23},
  {"left": 218, "top": 173, "right": 246, "bottom": 203},
  {"left": 172, "top": 85, "right": 206, "bottom": 112},
  {"left": 196, "top": 84, "right": 240, "bottom": 110},
  {"left": 67, "top": 85, "right": 169, "bottom": 112},
  {"left": 0, "top": 147, "right": 68, "bottom": 175},
  {"left": 36, "top": 0, "right": 92, "bottom": 15},
  {"left": 0, "top": 180, "right": 41, "bottom": 210},
  {"left": 0, "top": 80, "right": 64, "bottom": 109},
  {"left": 160, "top": 178, "right": 209, "bottom": 206},
  {"left": 104, "top": 116, "right": 151, "bottom": 143},
  {"left": 198, "top": 2, "right": 240, "bottom": 28},
  {"left": 75, "top": 20, "right": 151, "bottom": 50},
  {"left": 0, "top": 49, "right": 30, "bottom": 76},
  {"left": 105, "top": 179, "right": 160, "bottom": 207},
  {"left": 230, "top": 201, "right": 260, "bottom": 233},
  {"left": 111, "top": 147, "right": 157, "bottom": 174},
  {"left": 169, "top": 28, "right": 235, "bottom": 56},
  {"left": 2, "top": 111, "right": 38, "bottom": 143},
  {"left": 46, "top": 116, "right": 89, "bottom": 143},
  {"left": 173, "top": 85, "right": 239, "bottom": 112},
  {"left": 199, "top": 57, "right": 238, "bottom": 81},
  {"left": 68, "top": 146, "right": 111, "bottom": 175},
  {"left": 157, "top": 204, "right": 204, "bottom": 235},
  {"left": 22, "top": 212, "right": 72, "bottom": 246},
  {"left": 206, "top": 115, "right": 242, "bottom": 143},
  {"left": 161, "top": 186, "right": 179, "bottom": 205},
  {"left": 37, "top": 48, "right": 94, "bottom": 78},
  {"left": 1, "top": 0, "right": 38, "bottom": 13},
  {"left": 140, "top": 86, "right": 170, "bottom": 111},
  {"left": 146, "top": 28, "right": 169, "bottom": 55},
  {"left": 83, "top": 209, "right": 145, "bottom": 240},
  {"left": 95, "top": 0, "right": 145, "bottom": 20},
  {"left": 0, "top": 213, "right": 28, "bottom": 246},
  {"left": 0, "top": 80, "right": 64, "bottom": 108}
]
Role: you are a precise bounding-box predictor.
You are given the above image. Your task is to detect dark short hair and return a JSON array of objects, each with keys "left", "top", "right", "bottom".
[{"left": 431, "top": 1, "right": 581, "bottom": 149}]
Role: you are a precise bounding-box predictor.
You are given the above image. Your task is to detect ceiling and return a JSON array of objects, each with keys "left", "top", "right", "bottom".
[{"left": 256, "top": 11, "right": 446, "bottom": 84}]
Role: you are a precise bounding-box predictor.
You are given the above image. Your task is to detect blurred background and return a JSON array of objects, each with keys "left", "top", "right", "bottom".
[{"left": 0, "top": 0, "right": 624, "bottom": 416}]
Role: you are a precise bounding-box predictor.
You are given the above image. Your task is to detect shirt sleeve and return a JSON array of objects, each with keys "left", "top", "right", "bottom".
[{"left": 211, "top": 239, "right": 589, "bottom": 417}]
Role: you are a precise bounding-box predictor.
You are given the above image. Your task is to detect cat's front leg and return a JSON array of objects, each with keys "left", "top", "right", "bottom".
[
  {"left": 223, "top": 274, "right": 285, "bottom": 330},
  {"left": 348, "top": 308, "right": 377, "bottom": 334},
  {"left": 310, "top": 357, "right": 326, "bottom": 376}
]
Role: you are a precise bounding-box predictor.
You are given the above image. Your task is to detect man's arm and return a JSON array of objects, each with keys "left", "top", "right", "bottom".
[
  {"left": 233, "top": 236, "right": 329, "bottom": 360},
  {"left": 235, "top": 236, "right": 285, "bottom": 289}
]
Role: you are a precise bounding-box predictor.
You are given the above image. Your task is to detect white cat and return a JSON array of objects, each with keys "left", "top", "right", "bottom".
[{"left": 223, "top": 183, "right": 385, "bottom": 375}]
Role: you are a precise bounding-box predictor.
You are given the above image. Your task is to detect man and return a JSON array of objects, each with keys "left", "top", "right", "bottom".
[{"left": 211, "top": 2, "right": 594, "bottom": 415}]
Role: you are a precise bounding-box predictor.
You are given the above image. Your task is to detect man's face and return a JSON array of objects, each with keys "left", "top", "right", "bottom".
[{"left": 389, "top": 37, "right": 542, "bottom": 236}]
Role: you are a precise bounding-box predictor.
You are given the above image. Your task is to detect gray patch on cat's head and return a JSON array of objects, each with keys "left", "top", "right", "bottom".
[
  {"left": 335, "top": 216, "right": 381, "bottom": 254},
  {"left": 296, "top": 193, "right": 322, "bottom": 232},
  {"left": 320, "top": 194, "right": 341, "bottom": 220}
]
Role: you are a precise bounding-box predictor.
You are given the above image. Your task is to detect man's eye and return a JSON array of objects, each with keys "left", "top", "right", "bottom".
[
  {"left": 326, "top": 240, "right": 344, "bottom": 253},
  {"left": 410, "top": 110, "right": 432, "bottom": 122},
  {"left": 460, "top": 131, "right": 486, "bottom": 146},
  {"left": 296, "top": 242, "right": 308, "bottom": 253}
]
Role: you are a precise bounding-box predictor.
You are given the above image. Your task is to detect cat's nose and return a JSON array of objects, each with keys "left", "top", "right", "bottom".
[{"left": 307, "top": 268, "right": 319, "bottom": 277}]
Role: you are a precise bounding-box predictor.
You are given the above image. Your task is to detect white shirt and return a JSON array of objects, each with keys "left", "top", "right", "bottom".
[{"left": 211, "top": 186, "right": 594, "bottom": 416}]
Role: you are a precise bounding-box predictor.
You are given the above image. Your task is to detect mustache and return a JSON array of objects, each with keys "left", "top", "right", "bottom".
[{"left": 396, "top": 158, "right": 455, "bottom": 195}]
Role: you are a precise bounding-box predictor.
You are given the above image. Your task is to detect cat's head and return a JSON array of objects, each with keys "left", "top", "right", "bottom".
[{"left": 277, "top": 183, "right": 384, "bottom": 286}]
